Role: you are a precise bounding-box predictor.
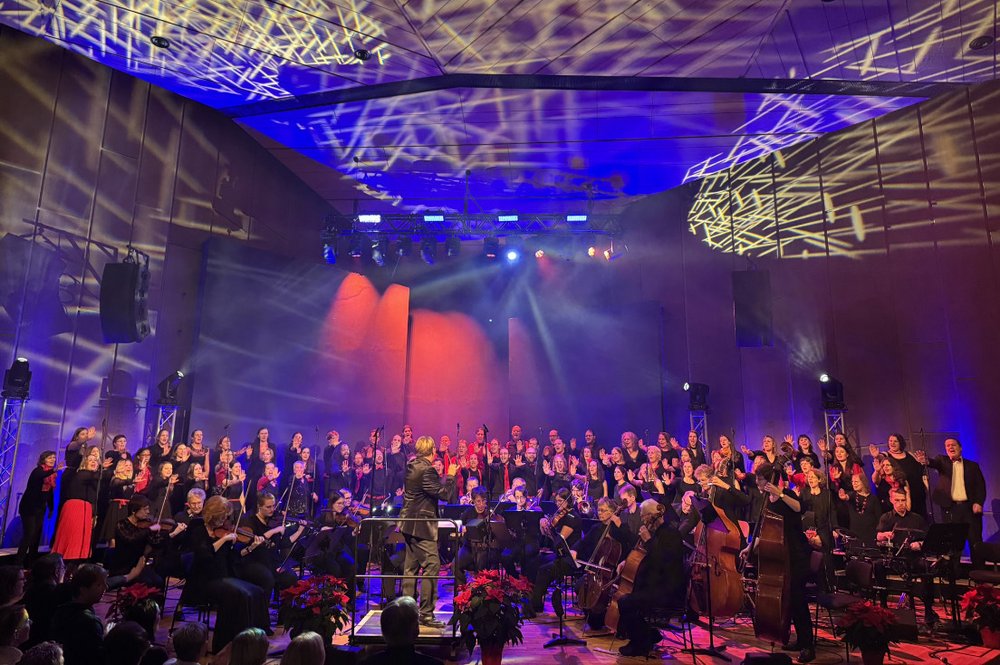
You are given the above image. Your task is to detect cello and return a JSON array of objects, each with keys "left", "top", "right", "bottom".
[
  {"left": 688, "top": 474, "right": 745, "bottom": 621},
  {"left": 605, "top": 514, "right": 649, "bottom": 632},
  {"left": 576, "top": 503, "right": 623, "bottom": 611}
]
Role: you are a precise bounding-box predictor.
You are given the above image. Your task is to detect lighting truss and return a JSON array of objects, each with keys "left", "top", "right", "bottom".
[
  {"left": 322, "top": 212, "right": 623, "bottom": 244},
  {"left": 0, "top": 396, "right": 26, "bottom": 539}
]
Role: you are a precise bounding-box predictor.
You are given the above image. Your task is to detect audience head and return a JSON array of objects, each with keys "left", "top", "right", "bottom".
[
  {"left": 30, "top": 553, "right": 66, "bottom": 586},
  {"left": 0, "top": 605, "right": 29, "bottom": 647},
  {"left": 122, "top": 597, "right": 161, "bottom": 641},
  {"left": 18, "top": 641, "right": 63, "bottom": 665},
  {"left": 69, "top": 564, "right": 108, "bottom": 605},
  {"left": 229, "top": 628, "right": 269, "bottom": 665},
  {"left": 0, "top": 566, "right": 25, "bottom": 607},
  {"left": 279, "top": 631, "right": 325, "bottom": 665},
  {"left": 103, "top": 621, "right": 150, "bottom": 665},
  {"left": 170, "top": 622, "right": 209, "bottom": 663},
  {"left": 202, "top": 495, "right": 231, "bottom": 530},
  {"left": 381, "top": 596, "right": 420, "bottom": 647}
]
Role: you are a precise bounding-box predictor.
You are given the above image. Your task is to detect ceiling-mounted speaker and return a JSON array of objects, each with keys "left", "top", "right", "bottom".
[{"left": 100, "top": 262, "right": 150, "bottom": 343}]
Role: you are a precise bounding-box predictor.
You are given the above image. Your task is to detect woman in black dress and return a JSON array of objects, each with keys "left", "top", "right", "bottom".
[
  {"left": 98, "top": 459, "right": 136, "bottom": 547},
  {"left": 868, "top": 434, "right": 927, "bottom": 518},
  {"left": 187, "top": 496, "right": 270, "bottom": 653},
  {"left": 16, "top": 451, "right": 58, "bottom": 564},
  {"left": 840, "top": 472, "right": 881, "bottom": 545}
]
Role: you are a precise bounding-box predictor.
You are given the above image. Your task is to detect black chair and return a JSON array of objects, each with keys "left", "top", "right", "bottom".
[
  {"left": 970, "top": 543, "right": 1000, "bottom": 585},
  {"left": 814, "top": 558, "right": 873, "bottom": 661},
  {"left": 645, "top": 604, "right": 695, "bottom": 658}
]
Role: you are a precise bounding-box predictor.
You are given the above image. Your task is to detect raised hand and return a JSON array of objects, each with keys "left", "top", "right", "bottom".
[
  {"left": 817, "top": 438, "right": 828, "bottom": 452},
  {"left": 447, "top": 463, "right": 460, "bottom": 476},
  {"left": 868, "top": 444, "right": 879, "bottom": 460},
  {"left": 740, "top": 444, "right": 751, "bottom": 456},
  {"left": 670, "top": 437, "right": 680, "bottom": 450},
  {"left": 784, "top": 434, "right": 794, "bottom": 445},
  {"left": 838, "top": 488, "right": 849, "bottom": 501}
]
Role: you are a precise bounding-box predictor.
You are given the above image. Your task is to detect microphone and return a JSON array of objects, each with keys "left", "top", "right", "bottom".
[{"left": 482, "top": 424, "right": 489, "bottom": 435}]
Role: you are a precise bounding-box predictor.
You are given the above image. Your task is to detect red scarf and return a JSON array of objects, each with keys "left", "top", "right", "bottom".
[{"left": 41, "top": 464, "right": 56, "bottom": 492}]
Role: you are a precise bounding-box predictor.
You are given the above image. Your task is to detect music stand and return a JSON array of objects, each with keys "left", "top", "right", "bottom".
[
  {"left": 922, "top": 523, "right": 968, "bottom": 629},
  {"left": 502, "top": 510, "right": 542, "bottom": 576},
  {"left": 544, "top": 531, "right": 586, "bottom": 649},
  {"left": 686, "top": 496, "right": 732, "bottom": 661}
]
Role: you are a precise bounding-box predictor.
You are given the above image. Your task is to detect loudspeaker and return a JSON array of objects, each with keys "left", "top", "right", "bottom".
[
  {"left": 741, "top": 654, "right": 792, "bottom": 665},
  {"left": 888, "top": 606, "right": 919, "bottom": 642},
  {"left": 732, "top": 270, "right": 773, "bottom": 347},
  {"left": 100, "top": 262, "right": 150, "bottom": 343}
]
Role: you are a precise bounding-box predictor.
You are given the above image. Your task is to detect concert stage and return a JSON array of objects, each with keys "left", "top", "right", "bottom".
[{"left": 129, "top": 574, "right": 996, "bottom": 665}]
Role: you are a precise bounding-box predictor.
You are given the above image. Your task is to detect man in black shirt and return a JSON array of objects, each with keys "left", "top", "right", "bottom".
[
  {"left": 875, "top": 489, "right": 936, "bottom": 625},
  {"left": 50, "top": 564, "right": 108, "bottom": 665},
  {"left": 616, "top": 499, "right": 686, "bottom": 657}
]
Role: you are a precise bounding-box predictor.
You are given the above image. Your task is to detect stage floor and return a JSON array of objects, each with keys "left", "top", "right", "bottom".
[{"left": 108, "top": 572, "right": 1000, "bottom": 664}]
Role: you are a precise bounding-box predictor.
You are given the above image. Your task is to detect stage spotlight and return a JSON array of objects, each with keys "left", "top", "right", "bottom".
[
  {"left": 354, "top": 48, "right": 372, "bottom": 61},
  {"left": 819, "top": 373, "right": 830, "bottom": 383},
  {"left": 395, "top": 236, "right": 412, "bottom": 257},
  {"left": 566, "top": 214, "right": 588, "bottom": 223},
  {"left": 498, "top": 214, "right": 519, "bottom": 222},
  {"left": 445, "top": 237, "right": 461, "bottom": 257},
  {"left": 588, "top": 246, "right": 597, "bottom": 257},
  {"left": 420, "top": 237, "right": 437, "bottom": 264},
  {"left": 322, "top": 243, "right": 337, "bottom": 265},
  {"left": 483, "top": 237, "right": 500, "bottom": 259},
  {"left": 156, "top": 371, "right": 184, "bottom": 405},
  {"left": 685, "top": 382, "right": 709, "bottom": 410},
  {"left": 149, "top": 35, "right": 170, "bottom": 49},
  {"left": 2, "top": 357, "right": 31, "bottom": 399},
  {"left": 820, "top": 376, "right": 845, "bottom": 410},
  {"left": 683, "top": 382, "right": 690, "bottom": 391},
  {"left": 506, "top": 249, "right": 520, "bottom": 262},
  {"left": 423, "top": 214, "right": 444, "bottom": 222},
  {"left": 349, "top": 234, "right": 366, "bottom": 258},
  {"left": 535, "top": 249, "right": 545, "bottom": 258},
  {"left": 357, "top": 213, "right": 381, "bottom": 224},
  {"left": 371, "top": 237, "right": 389, "bottom": 266}
]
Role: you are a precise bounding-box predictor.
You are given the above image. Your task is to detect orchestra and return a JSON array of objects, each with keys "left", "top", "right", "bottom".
[{"left": 17, "top": 420, "right": 992, "bottom": 664}]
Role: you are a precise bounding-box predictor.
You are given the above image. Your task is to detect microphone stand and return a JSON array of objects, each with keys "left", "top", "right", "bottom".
[{"left": 483, "top": 424, "right": 493, "bottom": 506}]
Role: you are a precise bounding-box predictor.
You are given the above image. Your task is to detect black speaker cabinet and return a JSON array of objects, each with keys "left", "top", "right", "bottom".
[
  {"left": 732, "top": 270, "right": 773, "bottom": 347},
  {"left": 100, "top": 262, "right": 150, "bottom": 343}
]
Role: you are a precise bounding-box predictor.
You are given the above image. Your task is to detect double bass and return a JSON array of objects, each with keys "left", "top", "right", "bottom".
[
  {"left": 751, "top": 474, "right": 791, "bottom": 644},
  {"left": 688, "top": 478, "right": 744, "bottom": 620},
  {"left": 605, "top": 517, "right": 648, "bottom": 632}
]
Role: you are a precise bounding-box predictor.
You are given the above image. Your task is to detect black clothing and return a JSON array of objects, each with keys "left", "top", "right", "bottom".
[
  {"left": 876, "top": 510, "right": 927, "bottom": 544},
  {"left": 23, "top": 580, "right": 70, "bottom": 648},
  {"left": 64, "top": 469, "right": 99, "bottom": 503},
  {"left": 709, "top": 482, "right": 750, "bottom": 525},
  {"left": 400, "top": 458, "right": 454, "bottom": 541},
  {"left": 18, "top": 465, "right": 57, "bottom": 561},
  {"left": 926, "top": 454, "right": 986, "bottom": 548},
  {"left": 616, "top": 521, "right": 687, "bottom": 650},
  {"left": 50, "top": 602, "right": 104, "bottom": 665},
  {"left": 360, "top": 646, "right": 444, "bottom": 665},
  {"left": 621, "top": 448, "right": 646, "bottom": 472},
  {"left": 514, "top": 460, "right": 542, "bottom": 496},
  {"left": 846, "top": 492, "right": 881, "bottom": 545},
  {"left": 891, "top": 453, "right": 928, "bottom": 517},
  {"left": 764, "top": 490, "right": 813, "bottom": 648}
]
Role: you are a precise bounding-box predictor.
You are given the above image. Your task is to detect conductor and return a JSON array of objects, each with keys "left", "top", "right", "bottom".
[{"left": 400, "top": 435, "right": 459, "bottom": 628}]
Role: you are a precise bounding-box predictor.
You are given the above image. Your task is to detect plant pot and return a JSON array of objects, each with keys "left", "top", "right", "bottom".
[
  {"left": 982, "top": 627, "right": 1000, "bottom": 649},
  {"left": 480, "top": 642, "right": 504, "bottom": 665},
  {"left": 860, "top": 649, "right": 885, "bottom": 665}
]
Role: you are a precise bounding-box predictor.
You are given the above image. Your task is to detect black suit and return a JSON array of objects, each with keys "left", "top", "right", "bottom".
[
  {"left": 927, "top": 455, "right": 986, "bottom": 549},
  {"left": 400, "top": 457, "right": 456, "bottom": 620}
]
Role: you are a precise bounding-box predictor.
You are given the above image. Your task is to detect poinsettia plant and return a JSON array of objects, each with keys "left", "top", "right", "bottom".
[
  {"left": 961, "top": 584, "right": 1000, "bottom": 630},
  {"left": 279, "top": 575, "right": 351, "bottom": 643},
  {"left": 450, "top": 569, "right": 532, "bottom": 652},
  {"left": 105, "top": 583, "right": 162, "bottom": 623},
  {"left": 837, "top": 600, "right": 897, "bottom": 652}
]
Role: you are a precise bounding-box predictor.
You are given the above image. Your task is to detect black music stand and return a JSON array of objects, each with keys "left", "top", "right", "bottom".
[
  {"left": 544, "top": 532, "right": 586, "bottom": 649},
  {"left": 502, "top": 510, "right": 542, "bottom": 576},
  {"left": 686, "top": 496, "right": 732, "bottom": 661},
  {"left": 922, "top": 523, "right": 968, "bottom": 629}
]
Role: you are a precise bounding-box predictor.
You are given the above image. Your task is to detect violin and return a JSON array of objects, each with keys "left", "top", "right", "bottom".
[
  {"left": 349, "top": 500, "right": 371, "bottom": 517},
  {"left": 135, "top": 517, "right": 177, "bottom": 531},
  {"left": 211, "top": 520, "right": 256, "bottom": 544}
]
